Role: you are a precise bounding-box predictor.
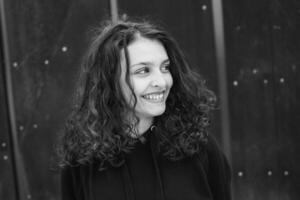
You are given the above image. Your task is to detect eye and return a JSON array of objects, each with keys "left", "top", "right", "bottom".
[
  {"left": 161, "top": 64, "right": 170, "bottom": 73},
  {"left": 134, "top": 67, "right": 150, "bottom": 75}
]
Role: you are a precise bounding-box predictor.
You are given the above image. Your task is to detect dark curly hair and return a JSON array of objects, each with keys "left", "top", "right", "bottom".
[{"left": 58, "top": 19, "right": 216, "bottom": 170}]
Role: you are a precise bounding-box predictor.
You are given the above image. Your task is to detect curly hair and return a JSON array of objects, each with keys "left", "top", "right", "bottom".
[{"left": 58, "top": 18, "right": 216, "bottom": 170}]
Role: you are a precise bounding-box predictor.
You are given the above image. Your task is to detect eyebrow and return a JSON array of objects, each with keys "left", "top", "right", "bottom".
[{"left": 131, "top": 59, "right": 170, "bottom": 68}]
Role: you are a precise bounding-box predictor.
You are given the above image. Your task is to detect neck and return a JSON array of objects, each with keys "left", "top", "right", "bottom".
[
  {"left": 123, "top": 111, "right": 153, "bottom": 137},
  {"left": 136, "top": 116, "right": 153, "bottom": 136}
]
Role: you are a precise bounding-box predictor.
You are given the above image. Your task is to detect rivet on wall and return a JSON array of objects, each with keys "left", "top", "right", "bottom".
[
  {"left": 27, "top": 194, "right": 32, "bottom": 199},
  {"left": 233, "top": 80, "right": 238, "bottom": 86},
  {"left": 237, "top": 171, "right": 243, "bottom": 177},
  {"left": 3, "top": 155, "right": 8, "bottom": 160},
  {"left": 267, "top": 170, "right": 272, "bottom": 176},
  {"left": 202, "top": 5, "right": 207, "bottom": 11},
  {"left": 12, "top": 62, "right": 18, "bottom": 68},
  {"left": 62, "top": 46, "right": 68, "bottom": 52},
  {"left": 19, "top": 125, "right": 24, "bottom": 131},
  {"left": 33, "top": 124, "right": 38, "bottom": 129},
  {"left": 1, "top": 142, "right": 7, "bottom": 148},
  {"left": 252, "top": 68, "right": 258, "bottom": 74},
  {"left": 284, "top": 170, "right": 289, "bottom": 176},
  {"left": 263, "top": 79, "right": 268, "bottom": 84},
  {"left": 44, "top": 59, "right": 50, "bottom": 65},
  {"left": 235, "top": 26, "right": 241, "bottom": 31},
  {"left": 291, "top": 64, "right": 296, "bottom": 71},
  {"left": 279, "top": 78, "right": 285, "bottom": 83}
]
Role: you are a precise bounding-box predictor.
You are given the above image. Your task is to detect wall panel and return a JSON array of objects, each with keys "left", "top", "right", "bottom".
[
  {"left": 1, "top": 0, "right": 109, "bottom": 199},
  {"left": 224, "top": 0, "right": 300, "bottom": 199},
  {"left": 224, "top": 0, "right": 278, "bottom": 199},
  {"left": 270, "top": 1, "right": 300, "bottom": 199}
]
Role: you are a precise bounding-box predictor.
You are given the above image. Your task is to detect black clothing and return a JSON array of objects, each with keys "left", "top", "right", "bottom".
[{"left": 61, "top": 128, "right": 231, "bottom": 200}]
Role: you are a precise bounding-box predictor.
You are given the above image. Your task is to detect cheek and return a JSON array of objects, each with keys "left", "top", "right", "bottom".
[{"left": 167, "top": 74, "right": 174, "bottom": 88}]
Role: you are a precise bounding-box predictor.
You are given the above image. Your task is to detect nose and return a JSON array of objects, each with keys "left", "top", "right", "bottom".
[{"left": 151, "top": 71, "right": 167, "bottom": 88}]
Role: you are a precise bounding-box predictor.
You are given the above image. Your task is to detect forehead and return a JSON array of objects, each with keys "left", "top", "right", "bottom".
[{"left": 122, "top": 36, "right": 169, "bottom": 66}]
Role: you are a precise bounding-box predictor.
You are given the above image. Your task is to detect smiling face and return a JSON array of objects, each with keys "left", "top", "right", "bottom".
[{"left": 120, "top": 36, "right": 173, "bottom": 123}]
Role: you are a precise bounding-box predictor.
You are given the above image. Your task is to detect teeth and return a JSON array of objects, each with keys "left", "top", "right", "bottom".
[{"left": 143, "top": 93, "right": 164, "bottom": 100}]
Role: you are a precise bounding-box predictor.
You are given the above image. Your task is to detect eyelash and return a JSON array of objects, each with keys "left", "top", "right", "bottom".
[
  {"left": 161, "top": 65, "right": 170, "bottom": 72},
  {"left": 133, "top": 64, "right": 170, "bottom": 75},
  {"left": 134, "top": 67, "right": 149, "bottom": 75}
]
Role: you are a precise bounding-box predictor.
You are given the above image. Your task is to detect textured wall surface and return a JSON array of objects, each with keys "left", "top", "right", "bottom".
[
  {"left": 1, "top": 0, "right": 110, "bottom": 199},
  {"left": 0, "top": 38, "right": 17, "bottom": 200},
  {"left": 224, "top": 0, "right": 300, "bottom": 199}
]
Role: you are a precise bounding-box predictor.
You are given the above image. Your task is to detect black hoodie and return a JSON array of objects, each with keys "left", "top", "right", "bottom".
[{"left": 61, "top": 127, "right": 231, "bottom": 200}]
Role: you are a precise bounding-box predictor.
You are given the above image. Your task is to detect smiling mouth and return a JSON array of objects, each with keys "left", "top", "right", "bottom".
[{"left": 142, "top": 92, "right": 165, "bottom": 101}]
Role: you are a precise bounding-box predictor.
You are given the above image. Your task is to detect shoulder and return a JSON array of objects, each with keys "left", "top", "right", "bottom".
[
  {"left": 205, "top": 134, "right": 231, "bottom": 176},
  {"left": 204, "top": 134, "right": 232, "bottom": 200},
  {"left": 205, "top": 135, "right": 224, "bottom": 158}
]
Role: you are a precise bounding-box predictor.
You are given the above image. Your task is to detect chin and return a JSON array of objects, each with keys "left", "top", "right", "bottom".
[
  {"left": 137, "top": 107, "right": 166, "bottom": 119},
  {"left": 148, "top": 107, "right": 166, "bottom": 117}
]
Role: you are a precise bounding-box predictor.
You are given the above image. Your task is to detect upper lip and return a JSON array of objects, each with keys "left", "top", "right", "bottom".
[{"left": 143, "top": 90, "right": 165, "bottom": 96}]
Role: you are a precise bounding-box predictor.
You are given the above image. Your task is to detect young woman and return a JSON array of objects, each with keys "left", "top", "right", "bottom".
[{"left": 59, "top": 19, "right": 231, "bottom": 200}]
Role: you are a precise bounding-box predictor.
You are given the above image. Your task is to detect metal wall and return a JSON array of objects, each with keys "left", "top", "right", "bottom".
[
  {"left": 224, "top": 0, "right": 300, "bottom": 199},
  {"left": 0, "top": 0, "right": 110, "bottom": 199},
  {"left": 0, "top": 32, "right": 17, "bottom": 200},
  {"left": 0, "top": 0, "right": 299, "bottom": 200}
]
